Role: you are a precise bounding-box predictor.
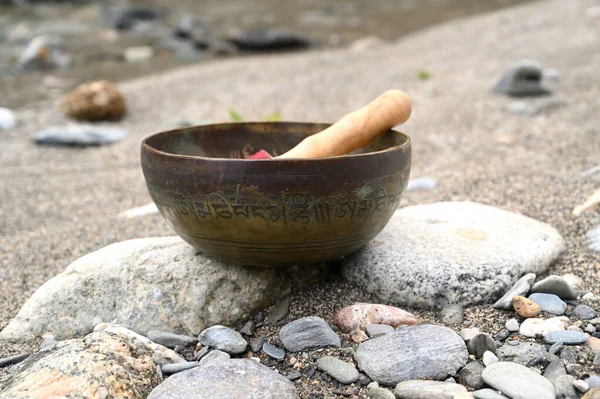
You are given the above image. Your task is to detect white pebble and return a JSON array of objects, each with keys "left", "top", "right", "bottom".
[
  {"left": 482, "top": 351, "right": 499, "bottom": 366},
  {"left": 573, "top": 379, "right": 590, "bottom": 393},
  {"left": 0, "top": 107, "right": 16, "bottom": 130},
  {"left": 585, "top": 324, "right": 596, "bottom": 334},
  {"left": 583, "top": 292, "right": 596, "bottom": 301},
  {"left": 124, "top": 46, "right": 154, "bottom": 63},
  {"left": 567, "top": 325, "right": 583, "bottom": 332},
  {"left": 407, "top": 177, "right": 437, "bottom": 191},
  {"left": 250, "top": 357, "right": 261, "bottom": 363},
  {"left": 505, "top": 318, "right": 520, "bottom": 332}
]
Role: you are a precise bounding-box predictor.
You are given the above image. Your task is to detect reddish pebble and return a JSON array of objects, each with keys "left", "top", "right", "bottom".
[{"left": 334, "top": 303, "right": 419, "bottom": 333}]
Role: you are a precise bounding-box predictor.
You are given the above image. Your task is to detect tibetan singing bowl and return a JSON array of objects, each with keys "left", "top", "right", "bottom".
[{"left": 141, "top": 122, "right": 411, "bottom": 266}]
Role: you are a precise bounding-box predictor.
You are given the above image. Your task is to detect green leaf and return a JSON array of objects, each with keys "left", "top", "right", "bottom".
[
  {"left": 417, "top": 69, "right": 432, "bottom": 80},
  {"left": 264, "top": 112, "right": 281, "bottom": 122},
  {"left": 229, "top": 109, "right": 245, "bottom": 122}
]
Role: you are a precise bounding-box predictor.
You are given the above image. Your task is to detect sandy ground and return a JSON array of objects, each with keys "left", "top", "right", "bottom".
[{"left": 1, "top": 0, "right": 600, "bottom": 388}]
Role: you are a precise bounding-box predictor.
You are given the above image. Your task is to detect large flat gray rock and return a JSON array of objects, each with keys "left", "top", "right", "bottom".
[
  {"left": 0, "top": 237, "right": 329, "bottom": 341},
  {"left": 342, "top": 202, "right": 564, "bottom": 309},
  {"left": 354, "top": 324, "right": 468, "bottom": 386},
  {"left": 482, "top": 362, "right": 555, "bottom": 399},
  {"left": 147, "top": 358, "right": 298, "bottom": 399}
]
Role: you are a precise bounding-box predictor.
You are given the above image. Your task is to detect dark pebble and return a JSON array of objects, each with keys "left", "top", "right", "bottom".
[
  {"left": 287, "top": 370, "right": 302, "bottom": 381},
  {"left": 239, "top": 320, "right": 256, "bottom": 336},
  {"left": 228, "top": 27, "right": 313, "bottom": 52},
  {"left": 358, "top": 373, "right": 371, "bottom": 386},
  {"left": 458, "top": 361, "right": 485, "bottom": 389},
  {"left": 194, "top": 346, "right": 209, "bottom": 361},
  {"left": 147, "top": 330, "right": 198, "bottom": 349},
  {"left": 548, "top": 341, "right": 564, "bottom": 355},
  {"left": 493, "top": 59, "right": 551, "bottom": 97},
  {"left": 573, "top": 304, "right": 598, "bottom": 320},
  {"left": 250, "top": 336, "right": 265, "bottom": 353},
  {"left": 467, "top": 333, "right": 497, "bottom": 358},
  {"left": 0, "top": 354, "right": 30, "bottom": 368},
  {"left": 263, "top": 342, "right": 285, "bottom": 361},
  {"left": 594, "top": 332, "right": 600, "bottom": 339},
  {"left": 307, "top": 367, "right": 315, "bottom": 378},
  {"left": 493, "top": 328, "right": 510, "bottom": 342},
  {"left": 256, "top": 311, "right": 265, "bottom": 323}
]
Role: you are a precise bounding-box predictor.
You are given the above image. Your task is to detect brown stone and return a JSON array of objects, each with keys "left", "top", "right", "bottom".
[
  {"left": 583, "top": 389, "right": 600, "bottom": 399},
  {"left": 585, "top": 336, "right": 600, "bottom": 352},
  {"left": 512, "top": 295, "right": 541, "bottom": 318},
  {"left": 334, "top": 303, "right": 419, "bottom": 333},
  {"left": 0, "top": 332, "right": 160, "bottom": 398},
  {"left": 351, "top": 329, "right": 369, "bottom": 343},
  {"left": 59, "top": 80, "right": 126, "bottom": 121}
]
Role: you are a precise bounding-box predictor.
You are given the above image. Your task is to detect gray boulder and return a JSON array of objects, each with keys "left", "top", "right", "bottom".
[
  {"left": 354, "top": 324, "right": 468, "bottom": 386},
  {"left": 0, "top": 237, "right": 329, "bottom": 342},
  {"left": 147, "top": 358, "right": 299, "bottom": 399},
  {"left": 343, "top": 202, "right": 564, "bottom": 309}
]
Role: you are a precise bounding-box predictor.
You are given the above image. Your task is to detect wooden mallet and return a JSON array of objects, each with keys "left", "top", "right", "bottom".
[{"left": 248, "top": 89, "right": 412, "bottom": 159}]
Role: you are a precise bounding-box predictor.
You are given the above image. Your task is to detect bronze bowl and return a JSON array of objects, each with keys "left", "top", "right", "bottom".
[{"left": 141, "top": 122, "right": 411, "bottom": 266}]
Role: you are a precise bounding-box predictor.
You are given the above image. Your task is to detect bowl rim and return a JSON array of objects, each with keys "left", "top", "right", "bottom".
[{"left": 141, "top": 121, "right": 411, "bottom": 163}]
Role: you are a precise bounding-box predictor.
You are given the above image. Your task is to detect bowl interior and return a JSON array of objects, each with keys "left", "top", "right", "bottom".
[{"left": 144, "top": 122, "right": 408, "bottom": 159}]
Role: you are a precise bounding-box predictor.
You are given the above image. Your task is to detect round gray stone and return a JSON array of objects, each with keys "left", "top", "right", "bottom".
[
  {"left": 279, "top": 317, "right": 340, "bottom": 352},
  {"left": 355, "top": 324, "right": 468, "bottom": 386},
  {"left": 147, "top": 358, "right": 298, "bottom": 399},
  {"left": 199, "top": 326, "right": 247, "bottom": 355},
  {"left": 482, "top": 362, "right": 555, "bottom": 399},
  {"left": 467, "top": 333, "right": 497, "bottom": 358},
  {"left": 573, "top": 304, "right": 597, "bottom": 320},
  {"left": 530, "top": 275, "right": 577, "bottom": 300},
  {"left": 316, "top": 356, "right": 359, "bottom": 384},
  {"left": 458, "top": 361, "right": 485, "bottom": 389},
  {"left": 342, "top": 202, "right": 564, "bottom": 309},
  {"left": 544, "top": 331, "right": 589, "bottom": 345},
  {"left": 528, "top": 293, "right": 567, "bottom": 315},
  {"left": 394, "top": 380, "right": 467, "bottom": 399}
]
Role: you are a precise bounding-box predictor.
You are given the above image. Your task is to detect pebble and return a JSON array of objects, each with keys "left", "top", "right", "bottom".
[
  {"left": 493, "top": 328, "right": 510, "bottom": 342},
  {"left": 481, "top": 362, "right": 555, "bottom": 399},
  {"left": 250, "top": 337, "right": 265, "bottom": 353},
  {"left": 59, "top": 80, "right": 126, "bottom": 121},
  {"left": 587, "top": 324, "right": 597, "bottom": 334},
  {"left": 543, "top": 358, "right": 567, "bottom": 385},
  {"left": 316, "top": 356, "right": 359, "bottom": 384},
  {"left": 483, "top": 351, "right": 499, "bottom": 366},
  {"left": 394, "top": 380, "right": 468, "bottom": 399},
  {"left": 584, "top": 293, "right": 597, "bottom": 301},
  {"left": 16, "top": 34, "right": 71, "bottom": 71},
  {"left": 587, "top": 376, "right": 600, "bottom": 389},
  {"left": 342, "top": 202, "right": 564, "bottom": 309},
  {"left": 574, "top": 379, "right": 590, "bottom": 393},
  {"left": 555, "top": 374, "right": 578, "bottom": 398},
  {"left": 519, "top": 317, "right": 566, "bottom": 337},
  {"left": 473, "top": 389, "right": 509, "bottom": 399},
  {"left": 0, "top": 107, "right": 16, "bottom": 130},
  {"left": 545, "top": 330, "right": 589, "bottom": 345},
  {"left": 34, "top": 125, "right": 128, "bottom": 146},
  {"left": 194, "top": 346, "right": 209, "bottom": 361},
  {"left": 0, "top": 353, "right": 30, "bottom": 368},
  {"left": 368, "top": 385, "right": 395, "bottom": 399},
  {"left": 286, "top": 370, "right": 302, "bottom": 381},
  {"left": 161, "top": 361, "right": 199, "bottom": 375},
  {"left": 262, "top": 342, "right": 285, "bottom": 361},
  {"left": 548, "top": 341, "right": 564, "bottom": 355},
  {"left": 467, "top": 334, "right": 497, "bottom": 358},
  {"left": 355, "top": 324, "right": 468, "bottom": 386},
  {"left": 458, "top": 361, "right": 486, "bottom": 389},
  {"left": 147, "top": 330, "right": 198, "bottom": 349},
  {"left": 367, "top": 324, "right": 395, "bottom": 337},
  {"left": 124, "top": 46, "right": 154, "bottom": 63},
  {"left": 198, "top": 325, "right": 248, "bottom": 355},
  {"left": 334, "top": 303, "right": 419, "bottom": 333},
  {"left": 460, "top": 328, "right": 480, "bottom": 342},
  {"left": 587, "top": 336, "right": 600, "bottom": 351},
  {"left": 228, "top": 27, "right": 313, "bottom": 51},
  {"left": 267, "top": 297, "right": 290, "bottom": 323},
  {"left": 239, "top": 319, "right": 255, "bottom": 336},
  {"left": 493, "top": 59, "right": 551, "bottom": 97},
  {"left": 574, "top": 304, "right": 597, "bottom": 320},
  {"left": 528, "top": 292, "right": 567, "bottom": 315},
  {"left": 590, "top": 318, "right": 600, "bottom": 326},
  {"left": 493, "top": 273, "right": 536, "bottom": 310},
  {"left": 505, "top": 319, "right": 520, "bottom": 332},
  {"left": 351, "top": 329, "right": 369, "bottom": 343},
  {"left": 512, "top": 295, "right": 541, "bottom": 318},
  {"left": 531, "top": 275, "right": 578, "bottom": 300},
  {"left": 406, "top": 177, "right": 437, "bottom": 191},
  {"left": 440, "top": 304, "right": 465, "bottom": 326},
  {"left": 280, "top": 317, "right": 340, "bottom": 352},
  {"left": 497, "top": 342, "right": 547, "bottom": 367}
]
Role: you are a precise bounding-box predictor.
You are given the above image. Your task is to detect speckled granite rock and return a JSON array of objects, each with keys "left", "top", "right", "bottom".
[
  {"left": 0, "top": 237, "right": 330, "bottom": 342},
  {"left": 342, "top": 202, "right": 564, "bottom": 308},
  {"left": 355, "top": 324, "right": 468, "bottom": 386},
  {"left": 0, "top": 332, "right": 160, "bottom": 398},
  {"left": 147, "top": 358, "right": 298, "bottom": 399}
]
